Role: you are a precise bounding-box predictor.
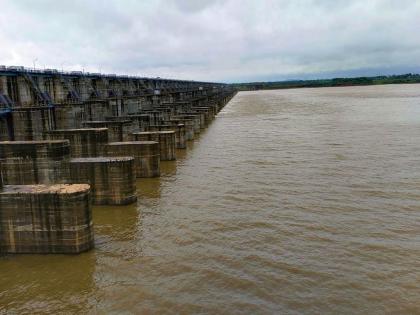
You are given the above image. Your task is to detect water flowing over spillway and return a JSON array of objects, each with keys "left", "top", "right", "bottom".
[{"left": 2, "top": 84, "right": 420, "bottom": 314}]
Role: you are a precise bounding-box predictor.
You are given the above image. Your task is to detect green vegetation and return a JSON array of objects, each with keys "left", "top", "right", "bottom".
[{"left": 232, "top": 73, "right": 420, "bottom": 91}]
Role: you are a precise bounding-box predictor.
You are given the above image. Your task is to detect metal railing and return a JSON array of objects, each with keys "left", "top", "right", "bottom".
[{"left": 0, "top": 65, "right": 227, "bottom": 85}]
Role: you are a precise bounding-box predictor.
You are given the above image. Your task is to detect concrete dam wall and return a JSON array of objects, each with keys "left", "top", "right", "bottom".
[{"left": 0, "top": 66, "right": 237, "bottom": 254}]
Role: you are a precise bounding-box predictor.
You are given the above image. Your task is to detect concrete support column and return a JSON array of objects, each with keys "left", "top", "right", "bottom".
[
  {"left": 0, "top": 76, "right": 8, "bottom": 95},
  {"left": 0, "top": 183, "right": 94, "bottom": 254},
  {"left": 131, "top": 131, "right": 176, "bottom": 161},
  {"left": 106, "top": 141, "right": 160, "bottom": 178},
  {"left": 45, "top": 128, "right": 109, "bottom": 157},
  {"left": 70, "top": 157, "right": 137, "bottom": 205},
  {"left": 0, "top": 140, "right": 71, "bottom": 185},
  {"left": 17, "top": 77, "right": 32, "bottom": 106}
]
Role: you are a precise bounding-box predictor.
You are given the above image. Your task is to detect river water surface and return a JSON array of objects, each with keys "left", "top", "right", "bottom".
[{"left": 1, "top": 84, "right": 420, "bottom": 314}]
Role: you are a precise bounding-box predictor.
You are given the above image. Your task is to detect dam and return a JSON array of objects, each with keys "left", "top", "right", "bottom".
[
  {"left": 0, "top": 66, "right": 236, "bottom": 254},
  {"left": 2, "top": 84, "right": 419, "bottom": 313}
]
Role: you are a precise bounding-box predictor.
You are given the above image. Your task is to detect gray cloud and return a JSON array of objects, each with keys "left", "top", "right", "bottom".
[{"left": 0, "top": 0, "right": 419, "bottom": 82}]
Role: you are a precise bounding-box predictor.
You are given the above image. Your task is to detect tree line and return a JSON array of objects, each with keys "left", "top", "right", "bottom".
[{"left": 232, "top": 73, "right": 420, "bottom": 91}]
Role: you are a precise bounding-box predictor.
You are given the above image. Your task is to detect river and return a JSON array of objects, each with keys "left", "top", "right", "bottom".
[{"left": 1, "top": 84, "right": 420, "bottom": 314}]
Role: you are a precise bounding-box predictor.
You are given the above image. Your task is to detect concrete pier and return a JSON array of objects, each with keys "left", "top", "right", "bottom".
[
  {"left": 0, "top": 65, "right": 237, "bottom": 254},
  {"left": 168, "top": 118, "right": 195, "bottom": 141},
  {"left": 193, "top": 107, "right": 215, "bottom": 125},
  {"left": 70, "top": 157, "right": 137, "bottom": 205},
  {"left": 83, "top": 120, "right": 133, "bottom": 142},
  {"left": 106, "top": 141, "right": 160, "bottom": 178},
  {"left": 143, "top": 111, "right": 165, "bottom": 125},
  {"left": 106, "top": 115, "right": 142, "bottom": 132},
  {"left": 0, "top": 183, "right": 94, "bottom": 254},
  {"left": 0, "top": 161, "right": 3, "bottom": 189},
  {"left": 54, "top": 104, "right": 88, "bottom": 129},
  {"left": 45, "top": 128, "right": 108, "bottom": 157},
  {"left": 123, "top": 114, "right": 153, "bottom": 131},
  {"left": 147, "top": 123, "right": 187, "bottom": 149},
  {"left": 0, "top": 140, "right": 70, "bottom": 184},
  {"left": 5, "top": 107, "right": 55, "bottom": 141},
  {"left": 132, "top": 131, "right": 176, "bottom": 161},
  {"left": 174, "top": 115, "right": 202, "bottom": 134},
  {"left": 174, "top": 124, "right": 186, "bottom": 149},
  {"left": 183, "top": 112, "right": 206, "bottom": 129}
]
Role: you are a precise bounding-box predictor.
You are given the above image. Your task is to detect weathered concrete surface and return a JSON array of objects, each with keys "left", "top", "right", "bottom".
[
  {"left": 106, "top": 114, "right": 152, "bottom": 131},
  {"left": 0, "top": 184, "right": 94, "bottom": 254},
  {"left": 191, "top": 109, "right": 210, "bottom": 126},
  {"left": 70, "top": 157, "right": 137, "bottom": 205},
  {"left": 0, "top": 140, "right": 70, "bottom": 184},
  {"left": 45, "top": 128, "right": 108, "bottom": 157},
  {"left": 174, "top": 114, "right": 202, "bottom": 134},
  {"left": 106, "top": 141, "right": 160, "bottom": 178},
  {"left": 181, "top": 112, "right": 206, "bottom": 129},
  {"left": 141, "top": 111, "right": 165, "bottom": 126},
  {"left": 122, "top": 114, "right": 153, "bottom": 131},
  {"left": 0, "top": 67, "right": 237, "bottom": 256},
  {"left": 0, "top": 114, "right": 13, "bottom": 141},
  {"left": 168, "top": 118, "right": 195, "bottom": 141},
  {"left": 131, "top": 131, "right": 176, "bottom": 161},
  {"left": 0, "top": 161, "right": 3, "bottom": 189},
  {"left": 174, "top": 124, "right": 186, "bottom": 149},
  {"left": 84, "top": 101, "right": 113, "bottom": 121},
  {"left": 11, "top": 107, "right": 55, "bottom": 140},
  {"left": 147, "top": 124, "right": 186, "bottom": 149},
  {"left": 54, "top": 104, "right": 87, "bottom": 129},
  {"left": 193, "top": 107, "right": 215, "bottom": 125},
  {"left": 83, "top": 120, "right": 133, "bottom": 142}
]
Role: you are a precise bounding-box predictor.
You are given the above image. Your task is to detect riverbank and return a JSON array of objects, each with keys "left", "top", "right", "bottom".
[{"left": 233, "top": 73, "right": 420, "bottom": 91}]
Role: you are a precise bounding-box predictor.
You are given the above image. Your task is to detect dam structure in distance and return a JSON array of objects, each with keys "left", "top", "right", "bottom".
[{"left": 0, "top": 65, "right": 236, "bottom": 254}]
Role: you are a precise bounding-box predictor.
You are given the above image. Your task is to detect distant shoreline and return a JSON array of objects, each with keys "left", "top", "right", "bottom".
[{"left": 232, "top": 73, "right": 420, "bottom": 91}]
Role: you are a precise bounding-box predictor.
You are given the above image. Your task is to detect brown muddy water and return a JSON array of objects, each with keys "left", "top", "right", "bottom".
[{"left": 1, "top": 84, "right": 420, "bottom": 314}]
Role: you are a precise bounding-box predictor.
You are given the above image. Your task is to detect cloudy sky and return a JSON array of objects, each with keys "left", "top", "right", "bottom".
[{"left": 0, "top": 0, "right": 419, "bottom": 82}]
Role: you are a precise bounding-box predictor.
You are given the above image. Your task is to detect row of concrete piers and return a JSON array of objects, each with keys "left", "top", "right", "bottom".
[{"left": 0, "top": 67, "right": 236, "bottom": 254}]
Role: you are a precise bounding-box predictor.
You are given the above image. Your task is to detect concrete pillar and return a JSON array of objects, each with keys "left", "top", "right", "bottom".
[
  {"left": 183, "top": 112, "right": 206, "bottom": 129},
  {"left": 174, "top": 114, "right": 201, "bottom": 134},
  {"left": 111, "top": 114, "right": 152, "bottom": 131},
  {"left": 194, "top": 106, "right": 215, "bottom": 122},
  {"left": 147, "top": 123, "right": 186, "bottom": 149},
  {"left": 0, "top": 116, "right": 11, "bottom": 141},
  {"left": 143, "top": 111, "right": 164, "bottom": 126},
  {"left": 0, "top": 76, "right": 8, "bottom": 95},
  {"left": 131, "top": 131, "right": 176, "bottom": 161},
  {"left": 0, "top": 140, "right": 71, "bottom": 185},
  {"left": 0, "top": 161, "right": 3, "bottom": 189},
  {"left": 85, "top": 100, "right": 113, "bottom": 120},
  {"left": 106, "top": 141, "right": 160, "bottom": 178},
  {"left": 83, "top": 120, "right": 133, "bottom": 142},
  {"left": 169, "top": 118, "right": 195, "bottom": 141},
  {"left": 11, "top": 107, "right": 55, "bottom": 140},
  {"left": 70, "top": 157, "right": 137, "bottom": 205},
  {"left": 52, "top": 77, "right": 66, "bottom": 103},
  {"left": 45, "top": 128, "right": 108, "bottom": 157},
  {"left": 69, "top": 157, "right": 137, "bottom": 205},
  {"left": 174, "top": 124, "right": 186, "bottom": 149},
  {"left": 54, "top": 104, "right": 87, "bottom": 129},
  {"left": 17, "top": 76, "right": 32, "bottom": 106},
  {"left": 0, "top": 183, "right": 94, "bottom": 254}
]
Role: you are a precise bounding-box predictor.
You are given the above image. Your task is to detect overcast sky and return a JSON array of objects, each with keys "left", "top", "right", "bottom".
[{"left": 0, "top": 0, "right": 419, "bottom": 82}]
